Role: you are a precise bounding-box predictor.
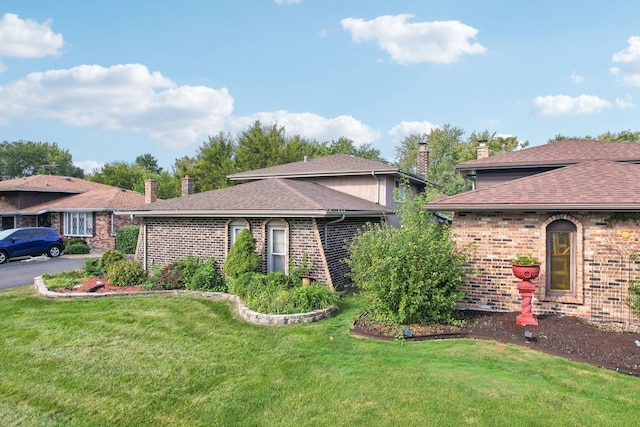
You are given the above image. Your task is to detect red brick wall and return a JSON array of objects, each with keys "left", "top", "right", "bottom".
[{"left": 452, "top": 211, "right": 640, "bottom": 323}]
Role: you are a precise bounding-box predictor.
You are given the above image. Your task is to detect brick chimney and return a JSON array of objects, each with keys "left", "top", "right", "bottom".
[
  {"left": 145, "top": 179, "right": 157, "bottom": 204},
  {"left": 416, "top": 142, "right": 429, "bottom": 176},
  {"left": 181, "top": 175, "right": 194, "bottom": 196},
  {"left": 477, "top": 142, "right": 489, "bottom": 159}
]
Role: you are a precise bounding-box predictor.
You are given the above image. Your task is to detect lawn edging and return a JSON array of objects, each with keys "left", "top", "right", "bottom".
[{"left": 34, "top": 276, "right": 337, "bottom": 326}]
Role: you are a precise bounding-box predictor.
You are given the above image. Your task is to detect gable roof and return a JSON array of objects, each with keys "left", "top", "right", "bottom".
[
  {"left": 425, "top": 160, "right": 640, "bottom": 212},
  {"left": 0, "top": 175, "right": 146, "bottom": 213},
  {"left": 228, "top": 154, "right": 424, "bottom": 183},
  {"left": 457, "top": 139, "right": 640, "bottom": 172},
  {"left": 120, "top": 177, "right": 392, "bottom": 218}
]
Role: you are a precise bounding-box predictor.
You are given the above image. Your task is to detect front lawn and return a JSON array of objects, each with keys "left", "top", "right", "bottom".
[{"left": 1, "top": 286, "right": 639, "bottom": 426}]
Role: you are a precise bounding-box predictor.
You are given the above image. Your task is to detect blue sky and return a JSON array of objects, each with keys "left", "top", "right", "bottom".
[{"left": 2, "top": 1, "right": 640, "bottom": 174}]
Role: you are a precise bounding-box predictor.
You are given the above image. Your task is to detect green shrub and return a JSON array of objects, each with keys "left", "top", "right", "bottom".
[
  {"left": 627, "top": 284, "right": 640, "bottom": 318},
  {"left": 63, "top": 240, "right": 91, "bottom": 255},
  {"left": 116, "top": 225, "right": 140, "bottom": 254},
  {"left": 83, "top": 257, "right": 106, "bottom": 277},
  {"left": 106, "top": 260, "right": 147, "bottom": 287},
  {"left": 223, "top": 229, "right": 261, "bottom": 278},
  {"left": 100, "top": 249, "right": 125, "bottom": 271},
  {"left": 227, "top": 271, "right": 337, "bottom": 314},
  {"left": 156, "top": 261, "right": 187, "bottom": 290},
  {"left": 186, "top": 258, "right": 226, "bottom": 292},
  {"left": 289, "top": 284, "right": 339, "bottom": 312},
  {"left": 347, "top": 191, "right": 469, "bottom": 326}
]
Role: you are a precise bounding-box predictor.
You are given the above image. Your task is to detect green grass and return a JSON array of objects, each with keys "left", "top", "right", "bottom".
[{"left": 1, "top": 286, "right": 639, "bottom": 426}]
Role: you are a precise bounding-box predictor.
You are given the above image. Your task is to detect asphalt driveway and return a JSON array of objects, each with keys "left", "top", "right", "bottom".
[{"left": 0, "top": 255, "right": 93, "bottom": 290}]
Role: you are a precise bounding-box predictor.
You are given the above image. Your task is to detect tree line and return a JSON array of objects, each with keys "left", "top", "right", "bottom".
[{"left": 2, "top": 122, "right": 639, "bottom": 199}]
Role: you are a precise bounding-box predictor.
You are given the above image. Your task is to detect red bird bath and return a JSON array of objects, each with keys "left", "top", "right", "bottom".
[{"left": 512, "top": 265, "right": 540, "bottom": 326}]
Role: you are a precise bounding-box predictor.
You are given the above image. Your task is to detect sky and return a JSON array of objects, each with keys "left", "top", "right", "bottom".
[{"left": 1, "top": 1, "right": 640, "bottom": 174}]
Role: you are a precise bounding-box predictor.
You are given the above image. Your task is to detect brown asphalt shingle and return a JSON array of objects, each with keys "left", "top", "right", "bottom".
[
  {"left": 425, "top": 160, "right": 640, "bottom": 211},
  {"left": 457, "top": 139, "right": 640, "bottom": 171},
  {"left": 124, "top": 178, "right": 392, "bottom": 215},
  {"left": 0, "top": 175, "right": 145, "bottom": 212}
]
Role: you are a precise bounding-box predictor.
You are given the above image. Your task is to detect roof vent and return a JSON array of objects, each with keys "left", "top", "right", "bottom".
[{"left": 63, "top": 177, "right": 72, "bottom": 181}]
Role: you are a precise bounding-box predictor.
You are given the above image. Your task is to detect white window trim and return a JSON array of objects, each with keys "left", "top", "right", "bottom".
[
  {"left": 267, "top": 222, "right": 287, "bottom": 273},
  {"left": 64, "top": 211, "right": 94, "bottom": 237}
]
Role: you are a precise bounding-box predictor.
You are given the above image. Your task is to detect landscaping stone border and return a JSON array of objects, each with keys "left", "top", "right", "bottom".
[{"left": 34, "top": 276, "right": 337, "bottom": 326}]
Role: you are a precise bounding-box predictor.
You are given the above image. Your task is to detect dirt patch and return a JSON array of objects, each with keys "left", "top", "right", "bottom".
[
  {"left": 52, "top": 277, "right": 143, "bottom": 293},
  {"left": 351, "top": 311, "right": 640, "bottom": 376}
]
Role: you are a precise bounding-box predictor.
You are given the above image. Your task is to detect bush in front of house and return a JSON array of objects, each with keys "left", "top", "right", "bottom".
[
  {"left": 63, "top": 239, "right": 91, "bottom": 255},
  {"left": 106, "top": 259, "right": 147, "bottom": 287},
  {"left": 223, "top": 229, "right": 261, "bottom": 278},
  {"left": 82, "top": 249, "right": 125, "bottom": 277},
  {"left": 347, "top": 191, "right": 469, "bottom": 326},
  {"left": 143, "top": 255, "right": 226, "bottom": 292},
  {"left": 227, "top": 271, "right": 338, "bottom": 314},
  {"left": 116, "top": 225, "right": 140, "bottom": 254}
]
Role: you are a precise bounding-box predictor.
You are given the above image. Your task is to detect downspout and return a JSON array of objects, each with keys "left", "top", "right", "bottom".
[
  {"left": 143, "top": 223, "right": 148, "bottom": 271},
  {"left": 371, "top": 170, "right": 380, "bottom": 204},
  {"left": 324, "top": 215, "right": 345, "bottom": 249}
]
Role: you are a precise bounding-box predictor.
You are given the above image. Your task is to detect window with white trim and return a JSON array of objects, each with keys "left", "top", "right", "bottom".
[
  {"left": 230, "top": 220, "right": 248, "bottom": 247},
  {"left": 267, "top": 221, "right": 286, "bottom": 273},
  {"left": 64, "top": 212, "right": 94, "bottom": 237}
]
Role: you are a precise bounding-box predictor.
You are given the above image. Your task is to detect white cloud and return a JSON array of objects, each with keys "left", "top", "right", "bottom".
[
  {"left": 616, "top": 94, "right": 635, "bottom": 108},
  {"left": 274, "top": 0, "right": 301, "bottom": 5},
  {"left": 570, "top": 71, "right": 584, "bottom": 83},
  {"left": 230, "top": 111, "right": 380, "bottom": 145},
  {"left": 341, "top": 14, "right": 486, "bottom": 64},
  {"left": 610, "top": 36, "right": 640, "bottom": 87},
  {"left": 74, "top": 160, "right": 104, "bottom": 175},
  {"left": 0, "top": 63, "right": 234, "bottom": 148},
  {"left": 531, "top": 94, "right": 612, "bottom": 117},
  {"left": 388, "top": 120, "right": 439, "bottom": 140},
  {"left": 0, "top": 13, "right": 64, "bottom": 58}
]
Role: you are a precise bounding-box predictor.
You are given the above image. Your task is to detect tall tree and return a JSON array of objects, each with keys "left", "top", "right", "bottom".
[
  {"left": 235, "top": 121, "right": 287, "bottom": 172},
  {"left": 548, "top": 130, "right": 640, "bottom": 143},
  {"left": 135, "top": 153, "right": 162, "bottom": 174},
  {"left": 393, "top": 133, "right": 428, "bottom": 172},
  {"left": 323, "top": 137, "right": 386, "bottom": 162},
  {"left": 0, "top": 140, "right": 84, "bottom": 180},
  {"left": 88, "top": 161, "right": 147, "bottom": 190},
  {"left": 188, "top": 132, "right": 237, "bottom": 192}
]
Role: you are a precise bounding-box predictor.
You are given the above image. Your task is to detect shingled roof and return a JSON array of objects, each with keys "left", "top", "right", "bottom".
[
  {"left": 457, "top": 139, "right": 640, "bottom": 172},
  {"left": 425, "top": 160, "right": 640, "bottom": 212},
  {"left": 228, "top": 154, "right": 424, "bottom": 182},
  {"left": 121, "top": 178, "right": 392, "bottom": 218},
  {"left": 0, "top": 175, "right": 145, "bottom": 213}
]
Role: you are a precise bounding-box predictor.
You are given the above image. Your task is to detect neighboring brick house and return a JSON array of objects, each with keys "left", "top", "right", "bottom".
[
  {"left": 119, "top": 154, "right": 428, "bottom": 289},
  {"left": 0, "top": 175, "right": 145, "bottom": 249},
  {"left": 424, "top": 139, "right": 640, "bottom": 324}
]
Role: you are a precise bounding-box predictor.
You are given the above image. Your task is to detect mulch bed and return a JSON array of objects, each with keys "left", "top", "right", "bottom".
[
  {"left": 52, "top": 277, "right": 143, "bottom": 293},
  {"left": 351, "top": 311, "right": 640, "bottom": 376}
]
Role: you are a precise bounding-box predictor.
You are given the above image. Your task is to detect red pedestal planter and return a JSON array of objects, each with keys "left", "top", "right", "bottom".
[{"left": 512, "top": 264, "right": 540, "bottom": 326}]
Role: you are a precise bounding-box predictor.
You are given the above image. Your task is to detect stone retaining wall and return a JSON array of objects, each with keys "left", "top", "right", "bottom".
[{"left": 34, "top": 276, "right": 337, "bottom": 326}]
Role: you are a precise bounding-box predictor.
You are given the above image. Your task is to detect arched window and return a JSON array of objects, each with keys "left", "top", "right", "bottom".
[
  {"left": 546, "top": 219, "right": 576, "bottom": 294},
  {"left": 229, "top": 219, "right": 249, "bottom": 248},
  {"left": 267, "top": 220, "right": 287, "bottom": 273}
]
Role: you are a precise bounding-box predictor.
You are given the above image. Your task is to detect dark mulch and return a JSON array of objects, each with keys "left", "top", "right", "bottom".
[
  {"left": 51, "top": 277, "right": 143, "bottom": 293},
  {"left": 351, "top": 311, "right": 640, "bottom": 376}
]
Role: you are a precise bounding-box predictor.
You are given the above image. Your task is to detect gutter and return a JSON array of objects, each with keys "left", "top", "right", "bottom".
[
  {"left": 371, "top": 171, "right": 380, "bottom": 204},
  {"left": 115, "top": 209, "right": 391, "bottom": 218}
]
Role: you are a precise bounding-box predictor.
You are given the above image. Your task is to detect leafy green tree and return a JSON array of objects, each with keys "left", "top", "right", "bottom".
[
  {"left": 347, "top": 190, "right": 469, "bottom": 325},
  {"left": 188, "top": 132, "right": 237, "bottom": 192},
  {"left": 88, "top": 161, "right": 147, "bottom": 190},
  {"left": 322, "top": 137, "right": 386, "bottom": 162},
  {"left": 235, "top": 121, "right": 287, "bottom": 172},
  {"left": 393, "top": 133, "right": 428, "bottom": 172},
  {"left": 135, "top": 153, "right": 162, "bottom": 174},
  {"left": 549, "top": 130, "right": 640, "bottom": 143},
  {"left": 0, "top": 140, "right": 84, "bottom": 180}
]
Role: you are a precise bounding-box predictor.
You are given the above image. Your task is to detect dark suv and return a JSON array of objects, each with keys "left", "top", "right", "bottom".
[{"left": 0, "top": 227, "right": 65, "bottom": 264}]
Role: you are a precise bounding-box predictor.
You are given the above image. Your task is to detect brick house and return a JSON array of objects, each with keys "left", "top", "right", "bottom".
[
  {"left": 0, "top": 175, "right": 144, "bottom": 249},
  {"left": 424, "top": 139, "right": 640, "bottom": 324},
  {"left": 119, "top": 154, "right": 429, "bottom": 289}
]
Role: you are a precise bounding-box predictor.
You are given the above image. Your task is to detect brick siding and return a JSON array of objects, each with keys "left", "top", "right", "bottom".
[
  {"left": 135, "top": 216, "right": 375, "bottom": 289},
  {"left": 452, "top": 211, "right": 640, "bottom": 323}
]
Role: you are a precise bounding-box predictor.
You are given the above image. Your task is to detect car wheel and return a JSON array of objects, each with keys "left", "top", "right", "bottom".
[
  {"left": 47, "top": 245, "right": 62, "bottom": 258},
  {"left": 0, "top": 250, "right": 7, "bottom": 264}
]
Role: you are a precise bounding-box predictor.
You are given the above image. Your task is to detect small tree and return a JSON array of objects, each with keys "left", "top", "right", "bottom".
[
  {"left": 347, "top": 190, "right": 469, "bottom": 325},
  {"left": 223, "top": 229, "right": 261, "bottom": 278}
]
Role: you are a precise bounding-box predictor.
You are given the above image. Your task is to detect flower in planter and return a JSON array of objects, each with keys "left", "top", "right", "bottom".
[{"left": 511, "top": 253, "right": 540, "bottom": 265}]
